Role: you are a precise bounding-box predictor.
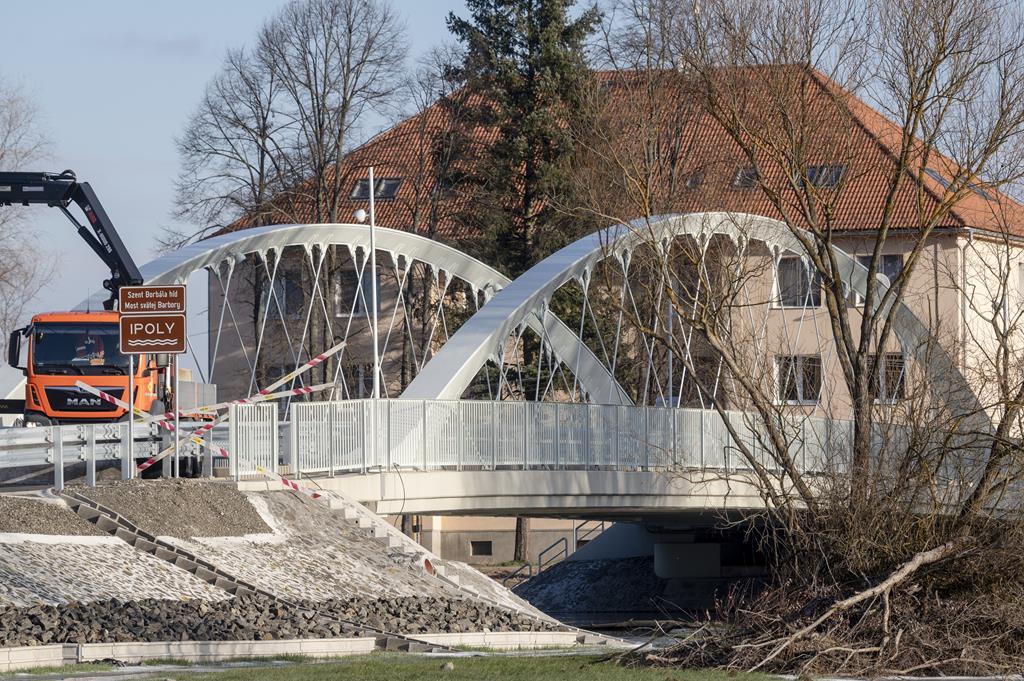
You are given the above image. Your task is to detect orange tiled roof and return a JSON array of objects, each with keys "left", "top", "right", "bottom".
[{"left": 217, "top": 66, "right": 1024, "bottom": 242}]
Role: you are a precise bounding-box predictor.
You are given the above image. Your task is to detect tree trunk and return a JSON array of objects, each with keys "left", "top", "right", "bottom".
[
  {"left": 514, "top": 516, "right": 530, "bottom": 562},
  {"left": 400, "top": 514, "right": 414, "bottom": 538}
]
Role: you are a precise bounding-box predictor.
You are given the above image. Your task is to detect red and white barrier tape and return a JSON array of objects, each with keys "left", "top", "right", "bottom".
[
  {"left": 178, "top": 382, "right": 336, "bottom": 417},
  {"left": 137, "top": 380, "right": 340, "bottom": 472},
  {"left": 73, "top": 341, "right": 346, "bottom": 474},
  {"left": 134, "top": 340, "right": 346, "bottom": 473},
  {"left": 74, "top": 381, "right": 177, "bottom": 433},
  {"left": 75, "top": 375, "right": 327, "bottom": 498},
  {"left": 255, "top": 466, "right": 322, "bottom": 500}
]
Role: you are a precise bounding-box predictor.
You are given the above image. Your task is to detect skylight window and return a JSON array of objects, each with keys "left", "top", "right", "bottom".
[
  {"left": 923, "top": 168, "right": 993, "bottom": 200},
  {"left": 350, "top": 177, "right": 403, "bottom": 201},
  {"left": 731, "top": 166, "right": 759, "bottom": 189},
  {"left": 802, "top": 164, "right": 846, "bottom": 188},
  {"left": 923, "top": 168, "right": 950, "bottom": 189},
  {"left": 683, "top": 171, "right": 705, "bottom": 190},
  {"left": 968, "top": 181, "right": 993, "bottom": 201}
]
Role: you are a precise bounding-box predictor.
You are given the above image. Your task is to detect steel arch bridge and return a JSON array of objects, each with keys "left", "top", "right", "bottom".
[
  {"left": 50, "top": 211, "right": 990, "bottom": 517},
  {"left": 111, "top": 212, "right": 976, "bottom": 414}
]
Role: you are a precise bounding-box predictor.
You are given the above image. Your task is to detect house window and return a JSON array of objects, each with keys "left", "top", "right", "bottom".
[
  {"left": 333, "top": 266, "right": 380, "bottom": 318},
  {"left": 683, "top": 171, "right": 705, "bottom": 190},
  {"left": 350, "top": 177, "right": 403, "bottom": 200},
  {"left": 869, "top": 353, "right": 905, "bottom": 402},
  {"left": 801, "top": 164, "right": 846, "bottom": 188},
  {"left": 470, "top": 540, "right": 493, "bottom": 557},
  {"left": 731, "top": 166, "right": 759, "bottom": 188},
  {"left": 262, "top": 266, "right": 304, "bottom": 319},
  {"left": 851, "top": 254, "right": 903, "bottom": 306},
  {"left": 776, "top": 256, "right": 821, "bottom": 307},
  {"left": 776, "top": 355, "right": 822, "bottom": 405}
]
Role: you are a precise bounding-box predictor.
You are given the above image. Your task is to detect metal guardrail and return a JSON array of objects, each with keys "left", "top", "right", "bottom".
[
  {"left": 0, "top": 398, "right": 939, "bottom": 489},
  {"left": 0, "top": 421, "right": 231, "bottom": 489},
  {"left": 0, "top": 399, "right": 950, "bottom": 493},
  {"left": 0, "top": 396, "right": 840, "bottom": 487}
]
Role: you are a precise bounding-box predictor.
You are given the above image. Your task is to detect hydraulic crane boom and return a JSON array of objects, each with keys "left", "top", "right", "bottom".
[{"left": 0, "top": 170, "right": 142, "bottom": 310}]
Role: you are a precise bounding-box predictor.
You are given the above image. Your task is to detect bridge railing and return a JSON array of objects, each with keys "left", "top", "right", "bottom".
[{"left": 274, "top": 399, "right": 851, "bottom": 478}]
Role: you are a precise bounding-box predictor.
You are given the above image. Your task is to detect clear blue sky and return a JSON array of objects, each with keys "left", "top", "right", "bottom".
[{"left": 1, "top": 0, "right": 465, "bottom": 373}]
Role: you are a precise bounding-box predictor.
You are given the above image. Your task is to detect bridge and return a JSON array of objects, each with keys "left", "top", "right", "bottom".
[{"left": 0, "top": 213, "right": 985, "bottom": 571}]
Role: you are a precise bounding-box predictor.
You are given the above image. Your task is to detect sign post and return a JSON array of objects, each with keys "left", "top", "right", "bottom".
[{"left": 118, "top": 285, "right": 187, "bottom": 476}]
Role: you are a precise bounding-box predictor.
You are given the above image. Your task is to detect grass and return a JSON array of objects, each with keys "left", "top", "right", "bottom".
[
  {"left": 142, "top": 654, "right": 312, "bottom": 666},
  {"left": 159, "top": 653, "right": 764, "bottom": 681},
  {"left": 0, "top": 662, "right": 114, "bottom": 676}
]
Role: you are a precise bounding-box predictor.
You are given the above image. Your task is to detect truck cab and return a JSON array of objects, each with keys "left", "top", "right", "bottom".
[{"left": 8, "top": 311, "right": 157, "bottom": 425}]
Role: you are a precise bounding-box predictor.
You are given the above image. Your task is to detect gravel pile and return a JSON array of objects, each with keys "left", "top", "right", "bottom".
[
  {"left": 515, "top": 556, "right": 670, "bottom": 614},
  {"left": 0, "top": 496, "right": 103, "bottom": 536},
  {"left": 77, "top": 479, "right": 270, "bottom": 538},
  {"left": 0, "top": 594, "right": 557, "bottom": 647}
]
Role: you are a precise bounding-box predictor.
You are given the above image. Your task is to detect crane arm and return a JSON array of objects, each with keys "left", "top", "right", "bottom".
[{"left": 0, "top": 170, "right": 143, "bottom": 310}]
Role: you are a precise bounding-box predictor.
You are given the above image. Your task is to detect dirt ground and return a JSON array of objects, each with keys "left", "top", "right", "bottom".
[
  {"left": 0, "top": 495, "right": 104, "bottom": 536},
  {"left": 474, "top": 563, "right": 533, "bottom": 589},
  {"left": 76, "top": 479, "right": 271, "bottom": 538}
]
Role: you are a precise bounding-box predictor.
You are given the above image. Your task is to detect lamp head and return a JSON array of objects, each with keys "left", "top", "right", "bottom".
[{"left": 353, "top": 209, "right": 368, "bottom": 223}]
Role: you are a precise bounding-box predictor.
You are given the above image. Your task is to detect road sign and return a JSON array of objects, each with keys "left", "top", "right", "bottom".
[
  {"left": 119, "top": 313, "right": 187, "bottom": 355},
  {"left": 119, "top": 285, "right": 186, "bottom": 314}
]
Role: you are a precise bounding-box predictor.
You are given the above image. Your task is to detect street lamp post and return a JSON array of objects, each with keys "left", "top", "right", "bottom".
[{"left": 368, "top": 166, "right": 380, "bottom": 400}]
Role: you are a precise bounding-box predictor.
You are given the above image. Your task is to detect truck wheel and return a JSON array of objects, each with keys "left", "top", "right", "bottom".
[{"left": 23, "top": 412, "right": 53, "bottom": 428}]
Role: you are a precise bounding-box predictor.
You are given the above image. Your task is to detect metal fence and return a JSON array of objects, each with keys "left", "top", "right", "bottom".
[
  {"left": 0, "top": 399, "right": 986, "bottom": 489},
  {"left": 276, "top": 399, "right": 851, "bottom": 478}
]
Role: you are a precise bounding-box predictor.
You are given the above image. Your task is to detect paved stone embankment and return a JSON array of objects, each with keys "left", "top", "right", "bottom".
[
  {"left": 0, "top": 480, "right": 562, "bottom": 648},
  {"left": 0, "top": 540, "right": 231, "bottom": 607},
  {"left": 0, "top": 594, "right": 553, "bottom": 648},
  {"left": 164, "top": 492, "right": 466, "bottom": 603},
  {"left": 0, "top": 495, "right": 228, "bottom": 607}
]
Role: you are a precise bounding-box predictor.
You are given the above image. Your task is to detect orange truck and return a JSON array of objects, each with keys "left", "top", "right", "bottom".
[
  {"left": 7, "top": 311, "right": 159, "bottom": 426},
  {"left": 0, "top": 171, "right": 168, "bottom": 426}
]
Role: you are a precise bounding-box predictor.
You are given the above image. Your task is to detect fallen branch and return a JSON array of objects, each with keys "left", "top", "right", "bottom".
[{"left": 749, "top": 539, "right": 965, "bottom": 672}]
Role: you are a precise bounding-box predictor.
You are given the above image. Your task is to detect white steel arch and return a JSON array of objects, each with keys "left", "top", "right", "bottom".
[
  {"left": 402, "top": 212, "right": 983, "bottom": 421},
  {"left": 77, "top": 223, "right": 630, "bottom": 404}
]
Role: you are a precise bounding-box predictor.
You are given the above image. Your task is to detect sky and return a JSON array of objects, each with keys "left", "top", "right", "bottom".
[{"left": 0, "top": 0, "right": 466, "bottom": 375}]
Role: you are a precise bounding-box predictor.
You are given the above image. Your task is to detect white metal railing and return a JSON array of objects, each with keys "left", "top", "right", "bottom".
[
  {"left": 276, "top": 399, "right": 853, "bottom": 478},
  {"left": 0, "top": 399, "right": 990, "bottom": 491}
]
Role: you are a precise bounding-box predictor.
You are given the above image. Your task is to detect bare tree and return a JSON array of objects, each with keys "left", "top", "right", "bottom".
[
  {"left": 258, "top": 0, "right": 408, "bottom": 224},
  {"left": 0, "top": 76, "right": 50, "bottom": 346},
  {"left": 569, "top": 0, "right": 1024, "bottom": 674},
  {"left": 171, "top": 0, "right": 408, "bottom": 244},
  {"left": 173, "top": 0, "right": 408, "bottom": 396},
  {"left": 169, "top": 47, "right": 289, "bottom": 248}
]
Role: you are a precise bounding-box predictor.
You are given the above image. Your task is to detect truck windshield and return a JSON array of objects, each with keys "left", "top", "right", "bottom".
[{"left": 32, "top": 323, "right": 130, "bottom": 373}]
